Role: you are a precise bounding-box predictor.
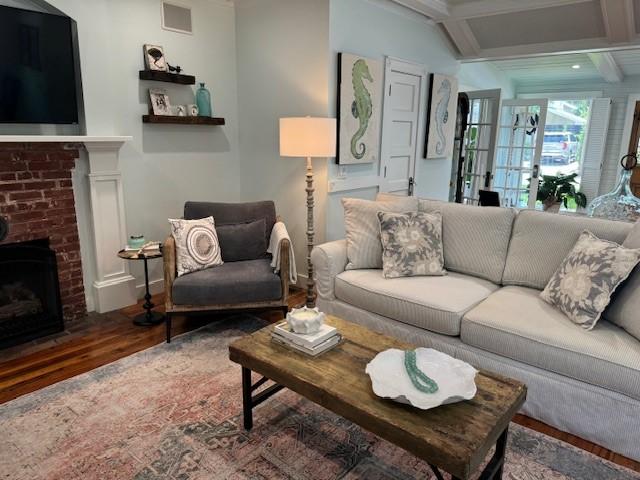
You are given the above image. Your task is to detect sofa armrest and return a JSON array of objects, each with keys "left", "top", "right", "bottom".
[
  {"left": 311, "top": 239, "right": 347, "bottom": 301},
  {"left": 163, "top": 235, "right": 177, "bottom": 311}
]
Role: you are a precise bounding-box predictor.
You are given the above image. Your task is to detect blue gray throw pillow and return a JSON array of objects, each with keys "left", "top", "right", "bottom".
[
  {"left": 377, "top": 211, "right": 446, "bottom": 279},
  {"left": 216, "top": 218, "right": 267, "bottom": 262},
  {"left": 541, "top": 230, "right": 640, "bottom": 330}
]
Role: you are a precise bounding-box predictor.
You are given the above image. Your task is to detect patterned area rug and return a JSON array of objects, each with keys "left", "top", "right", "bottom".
[{"left": 1, "top": 315, "right": 638, "bottom": 480}]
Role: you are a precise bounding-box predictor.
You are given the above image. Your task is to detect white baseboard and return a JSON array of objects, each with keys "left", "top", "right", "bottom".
[
  {"left": 136, "top": 278, "right": 165, "bottom": 298},
  {"left": 92, "top": 275, "right": 137, "bottom": 313}
]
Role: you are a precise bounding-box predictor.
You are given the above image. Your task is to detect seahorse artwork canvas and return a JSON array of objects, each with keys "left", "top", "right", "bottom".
[
  {"left": 337, "top": 53, "right": 383, "bottom": 165},
  {"left": 425, "top": 73, "right": 459, "bottom": 160}
]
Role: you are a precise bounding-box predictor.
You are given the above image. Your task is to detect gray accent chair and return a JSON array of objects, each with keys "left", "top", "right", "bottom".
[{"left": 163, "top": 201, "right": 290, "bottom": 342}]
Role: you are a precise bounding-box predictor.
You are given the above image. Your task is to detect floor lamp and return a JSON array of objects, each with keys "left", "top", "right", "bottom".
[{"left": 279, "top": 117, "right": 336, "bottom": 307}]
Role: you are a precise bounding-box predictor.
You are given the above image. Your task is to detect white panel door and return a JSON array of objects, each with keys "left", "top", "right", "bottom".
[
  {"left": 379, "top": 58, "right": 426, "bottom": 195},
  {"left": 493, "top": 99, "right": 548, "bottom": 208}
]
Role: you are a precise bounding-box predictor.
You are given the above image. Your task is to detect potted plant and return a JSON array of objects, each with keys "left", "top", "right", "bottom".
[{"left": 536, "top": 173, "right": 587, "bottom": 212}]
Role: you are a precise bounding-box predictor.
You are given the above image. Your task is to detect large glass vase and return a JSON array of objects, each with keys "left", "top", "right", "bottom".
[{"left": 588, "top": 161, "right": 640, "bottom": 222}]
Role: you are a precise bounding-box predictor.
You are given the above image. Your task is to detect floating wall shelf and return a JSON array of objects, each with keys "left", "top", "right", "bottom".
[
  {"left": 139, "top": 70, "right": 196, "bottom": 85},
  {"left": 142, "top": 115, "right": 225, "bottom": 125}
]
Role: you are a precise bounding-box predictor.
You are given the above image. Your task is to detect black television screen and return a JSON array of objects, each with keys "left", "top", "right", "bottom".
[{"left": 0, "top": 6, "right": 79, "bottom": 124}]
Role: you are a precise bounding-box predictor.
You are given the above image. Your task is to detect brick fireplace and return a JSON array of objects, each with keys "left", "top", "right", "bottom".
[{"left": 0, "top": 142, "right": 86, "bottom": 321}]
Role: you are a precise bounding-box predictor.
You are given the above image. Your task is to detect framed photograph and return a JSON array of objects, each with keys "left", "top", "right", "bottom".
[
  {"left": 149, "top": 88, "right": 172, "bottom": 116},
  {"left": 424, "top": 73, "right": 459, "bottom": 159},
  {"left": 337, "top": 53, "right": 383, "bottom": 165},
  {"left": 143, "top": 44, "right": 168, "bottom": 71}
]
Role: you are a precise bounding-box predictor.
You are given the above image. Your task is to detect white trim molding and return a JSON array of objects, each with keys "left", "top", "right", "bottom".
[
  {"left": 587, "top": 52, "right": 624, "bottom": 83},
  {"left": 83, "top": 140, "right": 137, "bottom": 313}
]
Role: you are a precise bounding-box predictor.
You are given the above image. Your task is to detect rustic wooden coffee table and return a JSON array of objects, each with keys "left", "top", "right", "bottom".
[{"left": 228, "top": 316, "right": 526, "bottom": 480}]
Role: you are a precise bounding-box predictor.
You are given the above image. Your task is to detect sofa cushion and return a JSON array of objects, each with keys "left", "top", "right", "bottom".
[
  {"left": 343, "top": 197, "right": 419, "bottom": 270},
  {"left": 184, "top": 201, "right": 276, "bottom": 247},
  {"left": 216, "top": 219, "right": 267, "bottom": 262},
  {"left": 606, "top": 221, "right": 640, "bottom": 341},
  {"left": 334, "top": 270, "right": 498, "bottom": 336},
  {"left": 417, "top": 199, "right": 515, "bottom": 284},
  {"left": 502, "top": 210, "right": 632, "bottom": 289},
  {"left": 172, "top": 258, "right": 281, "bottom": 305},
  {"left": 462, "top": 286, "right": 640, "bottom": 400}
]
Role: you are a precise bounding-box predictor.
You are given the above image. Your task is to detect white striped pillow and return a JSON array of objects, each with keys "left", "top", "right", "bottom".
[{"left": 342, "top": 197, "right": 418, "bottom": 270}]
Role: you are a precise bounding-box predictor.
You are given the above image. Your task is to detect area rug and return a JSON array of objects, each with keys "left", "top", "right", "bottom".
[{"left": 1, "top": 316, "right": 638, "bottom": 480}]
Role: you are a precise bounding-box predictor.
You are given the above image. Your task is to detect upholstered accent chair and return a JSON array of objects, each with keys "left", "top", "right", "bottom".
[{"left": 163, "top": 201, "right": 290, "bottom": 342}]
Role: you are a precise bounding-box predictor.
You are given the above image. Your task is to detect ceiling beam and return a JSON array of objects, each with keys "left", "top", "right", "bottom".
[
  {"left": 446, "top": 0, "right": 592, "bottom": 21},
  {"left": 442, "top": 20, "right": 481, "bottom": 58},
  {"left": 390, "top": 0, "right": 450, "bottom": 20},
  {"left": 600, "top": 0, "right": 635, "bottom": 44},
  {"left": 587, "top": 52, "right": 624, "bottom": 82}
]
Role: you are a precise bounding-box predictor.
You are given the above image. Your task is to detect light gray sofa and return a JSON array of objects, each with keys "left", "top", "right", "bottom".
[{"left": 311, "top": 199, "right": 640, "bottom": 462}]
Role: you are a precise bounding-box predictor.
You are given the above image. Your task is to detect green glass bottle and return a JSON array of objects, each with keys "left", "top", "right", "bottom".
[{"left": 195, "top": 82, "right": 212, "bottom": 117}]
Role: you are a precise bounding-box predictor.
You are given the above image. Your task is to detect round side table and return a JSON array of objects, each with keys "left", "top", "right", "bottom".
[{"left": 117, "top": 249, "right": 165, "bottom": 326}]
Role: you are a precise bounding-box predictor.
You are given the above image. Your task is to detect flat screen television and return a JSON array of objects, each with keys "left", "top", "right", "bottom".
[{"left": 0, "top": 5, "right": 79, "bottom": 124}]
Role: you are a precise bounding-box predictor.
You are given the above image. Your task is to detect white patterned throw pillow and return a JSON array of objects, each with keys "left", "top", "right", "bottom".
[
  {"left": 378, "top": 211, "right": 446, "bottom": 278},
  {"left": 540, "top": 230, "right": 640, "bottom": 330},
  {"left": 169, "top": 216, "right": 223, "bottom": 277}
]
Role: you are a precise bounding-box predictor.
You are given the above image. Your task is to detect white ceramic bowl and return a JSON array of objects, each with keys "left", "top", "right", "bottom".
[
  {"left": 365, "top": 348, "right": 477, "bottom": 410},
  {"left": 286, "top": 306, "right": 326, "bottom": 334}
]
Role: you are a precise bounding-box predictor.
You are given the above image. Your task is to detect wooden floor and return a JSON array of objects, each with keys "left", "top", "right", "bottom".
[{"left": 0, "top": 289, "right": 638, "bottom": 474}]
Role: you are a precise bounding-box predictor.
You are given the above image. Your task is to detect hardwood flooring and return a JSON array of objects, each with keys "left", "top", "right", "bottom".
[{"left": 0, "top": 289, "right": 638, "bottom": 474}]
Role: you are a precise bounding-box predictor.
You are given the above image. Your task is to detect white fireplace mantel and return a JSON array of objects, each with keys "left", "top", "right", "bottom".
[{"left": 0, "top": 135, "right": 136, "bottom": 313}]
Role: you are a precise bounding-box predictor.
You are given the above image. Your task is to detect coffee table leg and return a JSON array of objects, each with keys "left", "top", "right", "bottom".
[
  {"left": 429, "top": 426, "right": 508, "bottom": 480},
  {"left": 242, "top": 367, "right": 253, "bottom": 431},
  {"left": 478, "top": 426, "right": 508, "bottom": 480}
]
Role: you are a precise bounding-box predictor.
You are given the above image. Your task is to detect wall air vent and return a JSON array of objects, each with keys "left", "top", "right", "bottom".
[{"left": 162, "top": 2, "right": 193, "bottom": 35}]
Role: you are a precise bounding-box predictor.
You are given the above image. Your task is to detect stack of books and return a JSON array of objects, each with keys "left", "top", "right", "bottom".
[
  {"left": 123, "top": 242, "right": 162, "bottom": 256},
  {"left": 272, "top": 321, "right": 341, "bottom": 357}
]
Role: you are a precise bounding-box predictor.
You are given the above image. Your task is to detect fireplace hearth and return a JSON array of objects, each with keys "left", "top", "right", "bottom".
[{"left": 0, "top": 238, "right": 64, "bottom": 348}]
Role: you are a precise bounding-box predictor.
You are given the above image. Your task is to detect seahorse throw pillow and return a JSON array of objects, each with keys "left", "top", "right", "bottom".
[
  {"left": 378, "top": 211, "right": 446, "bottom": 278},
  {"left": 540, "top": 230, "right": 640, "bottom": 330},
  {"left": 169, "top": 216, "right": 223, "bottom": 277}
]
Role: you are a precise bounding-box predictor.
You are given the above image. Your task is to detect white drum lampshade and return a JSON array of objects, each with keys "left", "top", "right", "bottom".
[{"left": 279, "top": 117, "right": 336, "bottom": 158}]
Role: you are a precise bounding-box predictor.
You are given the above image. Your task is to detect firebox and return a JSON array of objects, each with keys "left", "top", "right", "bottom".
[{"left": 0, "top": 239, "right": 64, "bottom": 348}]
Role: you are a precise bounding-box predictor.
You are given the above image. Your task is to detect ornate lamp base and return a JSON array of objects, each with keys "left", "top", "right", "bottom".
[{"left": 305, "top": 156, "right": 316, "bottom": 308}]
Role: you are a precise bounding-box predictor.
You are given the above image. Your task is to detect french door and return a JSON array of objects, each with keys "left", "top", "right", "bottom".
[
  {"left": 379, "top": 58, "right": 427, "bottom": 195},
  {"left": 493, "top": 99, "right": 548, "bottom": 208},
  {"left": 460, "top": 89, "right": 501, "bottom": 204}
]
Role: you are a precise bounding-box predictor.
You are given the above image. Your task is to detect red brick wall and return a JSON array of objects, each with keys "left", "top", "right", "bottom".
[{"left": 0, "top": 143, "right": 87, "bottom": 321}]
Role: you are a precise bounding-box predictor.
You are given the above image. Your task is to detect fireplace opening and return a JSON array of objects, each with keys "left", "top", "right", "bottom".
[{"left": 0, "top": 238, "right": 64, "bottom": 348}]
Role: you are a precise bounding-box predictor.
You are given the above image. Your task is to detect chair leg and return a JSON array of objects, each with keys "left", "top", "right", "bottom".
[{"left": 166, "top": 313, "right": 172, "bottom": 343}]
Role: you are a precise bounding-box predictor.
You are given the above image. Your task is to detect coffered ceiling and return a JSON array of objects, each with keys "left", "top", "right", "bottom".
[{"left": 392, "top": 0, "right": 640, "bottom": 61}]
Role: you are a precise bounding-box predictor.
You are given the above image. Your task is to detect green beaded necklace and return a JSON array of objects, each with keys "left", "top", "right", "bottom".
[{"left": 404, "top": 350, "right": 439, "bottom": 394}]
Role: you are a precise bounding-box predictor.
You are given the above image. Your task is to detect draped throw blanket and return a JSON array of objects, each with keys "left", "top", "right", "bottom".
[{"left": 268, "top": 222, "right": 297, "bottom": 283}]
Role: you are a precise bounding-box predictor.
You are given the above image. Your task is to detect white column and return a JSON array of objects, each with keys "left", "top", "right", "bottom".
[{"left": 84, "top": 140, "right": 137, "bottom": 312}]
